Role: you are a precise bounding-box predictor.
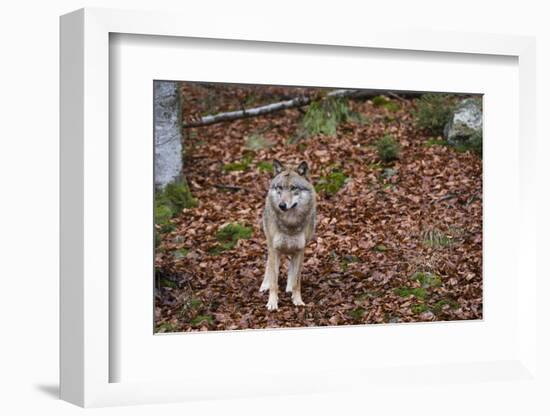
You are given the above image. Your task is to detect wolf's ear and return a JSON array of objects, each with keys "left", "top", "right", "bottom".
[
  {"left": 296, "top": 161, "right": 309, "bottom": 177},
  {"left": 273, "top": 159, "right": 284, "bottom": 176}
]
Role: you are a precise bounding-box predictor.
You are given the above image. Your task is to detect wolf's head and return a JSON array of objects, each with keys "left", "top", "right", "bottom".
[{"left": 267, "top": 160, "right": 315, "bottom": 222}]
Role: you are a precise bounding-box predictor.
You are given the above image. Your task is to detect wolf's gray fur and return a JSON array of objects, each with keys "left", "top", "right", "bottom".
[{"left": 260, "top": 160, "right": 317, "bottom": 310}]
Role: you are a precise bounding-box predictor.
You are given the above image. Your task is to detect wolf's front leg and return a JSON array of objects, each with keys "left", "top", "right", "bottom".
[
  {"left": 288, "top": 250, "right": 305, "bottom": 306},
  {"left": 264, "top": 248, "right": 280, "bottom": 310}
]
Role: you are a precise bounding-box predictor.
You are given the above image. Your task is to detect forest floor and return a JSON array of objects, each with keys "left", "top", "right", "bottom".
[{"left": 155, "top": 83, "right": 482, "bottom": 333}]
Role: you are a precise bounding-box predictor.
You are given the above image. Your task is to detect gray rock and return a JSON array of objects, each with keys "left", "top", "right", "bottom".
[
  {"left": 444, "top": 98, "right": 482, "bottom": 146},
  {"left": 154, "top": 81, "right": 182, "bottom": 189}
]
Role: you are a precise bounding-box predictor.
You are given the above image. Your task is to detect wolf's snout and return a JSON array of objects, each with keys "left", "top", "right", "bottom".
[{"left": 278, "top": 202, "right": 288, "bottom": 211}]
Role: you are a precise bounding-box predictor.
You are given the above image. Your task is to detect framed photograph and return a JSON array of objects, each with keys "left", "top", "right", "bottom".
[{"left": 60, "top": 8, "right": 539, "bottom": 408}]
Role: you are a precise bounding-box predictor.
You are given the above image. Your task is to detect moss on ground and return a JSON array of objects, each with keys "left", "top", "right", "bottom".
[
  {"left": 212, "top": 223, "right": 253, "bottom": 252},
  {"left": 411, "top": 271, "right": 442, "bottom": 288},
  {"left": 371, "top": 95, "right": 401, "bottom": 112},
  {"left": 349, "top": 308, "right": 365, "bottom": 320},
  {"left": 257, "top": 161, "right": 273, "bottom": 173},
  {"left": 155, "top": 178, "right": 197, "bottom": 249},
  {"left": 394, "top": 287, "right": 428, "bottom": 299},
  {"left": 315, "top": 170, "right": 349, "bottom": 195},
  {"left": 223, "top": 154, "right": 254, "bottom": 172}
]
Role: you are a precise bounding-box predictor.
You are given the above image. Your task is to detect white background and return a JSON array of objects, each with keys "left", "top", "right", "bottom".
[{"left": 1, "top": 1, "right": 548, "bottom": 415}]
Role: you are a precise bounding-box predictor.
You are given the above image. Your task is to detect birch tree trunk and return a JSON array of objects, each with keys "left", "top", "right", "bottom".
[{"left": 154, "top": 81, "right": 183, "bottom": 189}]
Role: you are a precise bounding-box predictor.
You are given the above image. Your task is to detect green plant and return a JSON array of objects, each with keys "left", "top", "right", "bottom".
[
  {"left": 244, "top": 133, "right": 273, "bottom": 151},
  {"left": 412, "top": 304, "right": 429, "bottom": 314},
  {"left": 431, "top": 299, "right": 460, "bottom": 314},
  {"left": 375, "top": 134, "right": 401, "bottom": 163},
  {"left": 414, "top": 93, "right": 456, "bottom": 135},
  {"left": 257, "top": 161, "right": 273, "bottom": 173},
  {"left": 155, "top": 204, "right": 173, "bottom": 228},
  {"left": 468, "top": 130, "right": 483, "bottom": 157},
  {"left": 223, "top": 154, "right": 254, "bottom": 172},
  {"left": 162, "top": 179, "right": 198, "bottom": 211},
  {"left": 214, "top": 223, "right": 253, "bottom": 251},
  {"left": 423, "top": 138, "right": 448, "bottom": 147},
  {"left": 154, "top": 178, "right": 197, "bottom": 239},
  {"left": 295, "top": 97, "right": 351, "bottom": 140},
  {"left": 349, "top": 308, "right": 365, "bottom": 320},
  {"left": 372, "top": 95, "right": 400, "bottom": 112},
  {"left": 173, "top": 247, "right": 189, "bottom": 259},
  {"left": 411, "top": 271, "right": 442, "bottom": 288},
  {"left": 394, "top": 287, "right": 427, "bottom": 299},
  {"left": 373, "top": 244, "right": 388, "bottom": 252},
  {"left": 315, "top": 170, "right": 349, "bottom": 195}
]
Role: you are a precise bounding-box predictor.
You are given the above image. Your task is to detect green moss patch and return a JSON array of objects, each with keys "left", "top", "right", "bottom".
[
  {"left": 257, "top": 161, "right": 273, "bottom": 173},
  {"left": 394, "top": 287, "right": 427, "bottom": 299},
  {"left": 411, "top": 271, "right": 442, "bottom": 288},
  {"left": 349, "top": 308, "right": 365, "bottom": 320},
  {"left": 372, "top": 95, "right": 401, "bottom": 112},
  {"left": 155, "top": 178, "right": 197, "bottom": 242},
  {"left": 223, "top": 154, "right": 254, "bottom": 172},
  {"left": 373, "top": 244, "right": 388, "bottom": 253},
  {"left": 190, "top": 314, "right": 214, "bottom": 326},
  {"left": 214, "top": 223, "right": 253, "bottom": 251},
  {"left": 173, "top": 248, "right": 189, "bottom": 259},
  {"left": 423, "top": 138, "right": 448, "bottom": 148},
  {"left": 431, "top": 299, "right": 460, "bottom": 314},
  {"left": 411, "top": 304, "right": 429, "bottom": 314},
  {"left": 315, "top": 170, "right": 349, "bottom": 195},
  {"left": 161, "top": 179, "right": 198, "bottom": 211}
]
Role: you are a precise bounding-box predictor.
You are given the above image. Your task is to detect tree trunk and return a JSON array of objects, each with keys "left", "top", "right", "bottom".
[{"left": 154, "top": 81, "right": 183, "bottom": 189}]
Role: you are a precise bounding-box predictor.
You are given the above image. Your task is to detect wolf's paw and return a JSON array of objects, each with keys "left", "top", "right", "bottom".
[
  {"left": 292, "top": 294, "right": 305, "bottom": 307},
  {"left": 259, "top": 281, "right": 270, "bottom": 292},
  {"left": 266, "top": 297, "right": 278, "bottom": 311}
]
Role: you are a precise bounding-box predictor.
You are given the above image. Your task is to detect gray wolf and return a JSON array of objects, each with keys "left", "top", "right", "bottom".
[{"left": 260, "top": 160, "right": 317, "bottom": 310}]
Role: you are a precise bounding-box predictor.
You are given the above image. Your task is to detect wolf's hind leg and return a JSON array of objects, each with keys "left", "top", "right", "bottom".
[{"left": 289, "top": 250, "right": 305, "bottom": 306}]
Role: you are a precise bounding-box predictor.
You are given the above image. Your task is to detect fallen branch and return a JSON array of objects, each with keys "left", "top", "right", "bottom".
[
  {"left": 214, "top": 184, "right": 244, "bottom": 192},
  {"left": 182, "top": 89, "right": 360, "bottom": 128},
  {"left": 387, "top": 92, "right": 408, "bottom": 103}
]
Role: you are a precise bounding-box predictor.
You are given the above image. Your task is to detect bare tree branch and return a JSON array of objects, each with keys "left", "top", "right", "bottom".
[{"left": 181, "top": 89, "right": 360, "bottom": 128}]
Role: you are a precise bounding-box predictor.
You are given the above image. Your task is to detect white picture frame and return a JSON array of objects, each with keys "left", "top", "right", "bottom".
[{"left": 60, "top": 7, "right": 539, "bottom": 408}]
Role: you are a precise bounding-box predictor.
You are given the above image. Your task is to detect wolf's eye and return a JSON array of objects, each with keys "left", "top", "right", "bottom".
[
  {"left": 275, "top": 186, "right": 282, "bottom": 191},
  {"left": 290, "top": 186, "right": 297, "bottom": 192}
]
